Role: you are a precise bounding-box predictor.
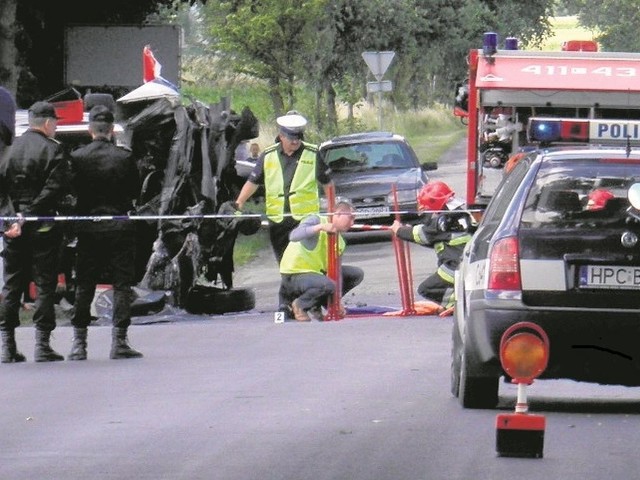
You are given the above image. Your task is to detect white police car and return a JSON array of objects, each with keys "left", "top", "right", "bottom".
[{"left": 452, "top": 144, "right": 640, "bottom": 408}]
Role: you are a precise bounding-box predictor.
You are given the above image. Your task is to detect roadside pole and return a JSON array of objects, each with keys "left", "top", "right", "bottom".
[{"left": 362, "top": 51, "right": 395, "bottom": 130}]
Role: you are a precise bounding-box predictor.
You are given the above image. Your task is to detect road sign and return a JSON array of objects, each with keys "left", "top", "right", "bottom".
[
  {"left": 362, "top": 51, "right": 395, "bottom": 81},
  {"left": 366, "top": 81, "right": 393, "bottom": 93}
]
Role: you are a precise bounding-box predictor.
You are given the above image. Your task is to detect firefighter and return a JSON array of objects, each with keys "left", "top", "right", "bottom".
[{"left": 390, "top": 181, "right": 473, "bottom": 309}]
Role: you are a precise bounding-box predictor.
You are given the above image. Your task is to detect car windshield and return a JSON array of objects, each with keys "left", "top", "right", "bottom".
[
  {"left": 520, "top": 158, "right": 640, "bottom": 228},
  {"left": 324, "top": 142, "right": 415, "bottom": 172}
]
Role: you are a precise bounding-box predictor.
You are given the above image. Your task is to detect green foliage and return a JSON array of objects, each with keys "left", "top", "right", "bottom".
[{"left": 567, "top": 0, "right": 640, "bottom": 52}]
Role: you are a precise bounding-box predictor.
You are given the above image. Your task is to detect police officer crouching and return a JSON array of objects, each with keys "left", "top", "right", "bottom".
[{"left": 68, "top": 105, "right": 142, "bottom": 360}]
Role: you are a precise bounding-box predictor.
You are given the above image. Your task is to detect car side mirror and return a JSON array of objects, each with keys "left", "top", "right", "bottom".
[{"left": 422, "top": 162, "right": 437, "bottom": 171}]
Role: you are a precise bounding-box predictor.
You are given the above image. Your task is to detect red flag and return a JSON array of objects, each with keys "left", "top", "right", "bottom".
[{"left": 143, "top": 45, "right": 162, "bottom": 83}]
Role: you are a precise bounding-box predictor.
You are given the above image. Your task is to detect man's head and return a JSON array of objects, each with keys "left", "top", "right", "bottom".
[
  {"left": 88, "top": 105, "right": 115, "bottom": 138},
  {"left": 277, "top": 113, "right": 307, "bottom": 155},
  {"left": 28, "top": 101, "right": 59, "bottom": 137},
  {"left": 249, "top": 142, "right": 260, "bottom": 158},
  {"left": 331, "top": 201, "right": 355, "bottom": 232}
]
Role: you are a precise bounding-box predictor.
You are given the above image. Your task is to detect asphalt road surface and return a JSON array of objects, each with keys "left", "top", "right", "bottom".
[{"left": 3, "top": 140, "right": 640, "bottom": 480}]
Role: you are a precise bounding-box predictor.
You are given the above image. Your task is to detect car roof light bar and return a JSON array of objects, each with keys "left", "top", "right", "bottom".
[{"left": 527, "top": 117, "right": 640, "bottom": 145}]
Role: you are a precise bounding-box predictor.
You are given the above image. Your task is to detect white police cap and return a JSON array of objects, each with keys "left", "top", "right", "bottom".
[{"left": 276, "top": 113, "right": 307, "bottom": 138}]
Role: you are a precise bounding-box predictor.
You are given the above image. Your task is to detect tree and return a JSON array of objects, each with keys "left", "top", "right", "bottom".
[{"left": 565, "top": 0, "right": 640, "bottom": 52}]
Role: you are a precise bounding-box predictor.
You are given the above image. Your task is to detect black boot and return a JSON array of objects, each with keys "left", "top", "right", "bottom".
[
  {"left": 34, "top": 330, "right": 64, "bottom": 362},
  {"left": 1, "top": 330, "right": 26, "bottom": 363},
  {"left": 67, "top": 327, "right": 88, "bottom": 361},
  {"left": 110, "top": 327, "right": 143, "bottom": 359}
]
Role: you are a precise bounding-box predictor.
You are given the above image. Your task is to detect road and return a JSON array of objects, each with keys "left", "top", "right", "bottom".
[{"left": 3, "top": 139, "right": 640, "bottom": 480}]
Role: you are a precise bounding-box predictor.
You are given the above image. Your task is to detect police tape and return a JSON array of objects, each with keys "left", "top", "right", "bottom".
[{"left": 0, "top": 208, "right": 483, "bottom": 224}]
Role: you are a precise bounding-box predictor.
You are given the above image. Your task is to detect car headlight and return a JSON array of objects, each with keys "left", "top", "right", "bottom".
[{"left": 387, "top": 189, "right": 417, "bottom": 205}]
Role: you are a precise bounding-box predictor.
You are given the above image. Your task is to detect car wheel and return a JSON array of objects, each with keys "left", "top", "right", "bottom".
[
  {"left": 184, "top": 285, "right": 255, "bottom": 315},
  {"left": 450, "top": 320, "right": 463, "bottom": 398},
  {"left": 458, "top": 348, "right": 499, "bottom": 409}
]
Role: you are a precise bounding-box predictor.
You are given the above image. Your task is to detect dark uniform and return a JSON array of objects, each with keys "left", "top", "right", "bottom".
[
  {"left": 68, "top": 107, "right": 142, "bottom": 360},
  {"left": 70, "top": 139, "right": 139, "bottom": 328},
  {"left": 394, "top": 210, "right": 472, "bottom": 308},
  {"left": 0, "top": 102, "right": 69, "bottom": 362}
]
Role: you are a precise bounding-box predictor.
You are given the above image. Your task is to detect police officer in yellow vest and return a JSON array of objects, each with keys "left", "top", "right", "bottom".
[
  {"left": 280, "top": 201, "right": 364, "bottom": 321},
  {"left": 235, "top": 112, "right": 332, "bottom": 311}
]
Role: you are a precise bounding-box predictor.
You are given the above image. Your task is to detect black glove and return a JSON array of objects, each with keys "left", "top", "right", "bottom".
[{"left": 219, "top": 200, "right": 242, "bottom": 216}]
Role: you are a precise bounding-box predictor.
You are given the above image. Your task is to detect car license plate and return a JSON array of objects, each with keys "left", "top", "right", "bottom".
[
  {"left": 578, "top": 265, "right": 640, "bottom": 289},
  {"left": 354, "top": 206, "right": 390, "bottom": 219}
]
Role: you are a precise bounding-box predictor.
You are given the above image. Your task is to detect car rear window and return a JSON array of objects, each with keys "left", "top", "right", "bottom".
[
  {"left": 520, "top": 158, "right": 640, "bottom": 228},
  {"left": 323, "top": 142, "right": 415, "bottom": 172}
]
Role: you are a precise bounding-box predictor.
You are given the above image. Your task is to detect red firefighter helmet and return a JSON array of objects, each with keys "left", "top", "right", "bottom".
[
  {"left": 417, "top": 181, "right": 455, "bottom": 211},
  {"left": 586, "top": 188, "right": 614, "bottom": 211}
]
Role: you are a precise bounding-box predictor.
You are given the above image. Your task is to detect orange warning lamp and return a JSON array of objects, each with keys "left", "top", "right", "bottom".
[
  {"left": 499, "top": 323, "right": 549, "bottom": 384},
  {"left": 496, "top": 322, "right": 549, "bottom": 458}
]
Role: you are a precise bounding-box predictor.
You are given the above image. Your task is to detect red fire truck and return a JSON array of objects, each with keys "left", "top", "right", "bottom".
[{"left": 455, "top": 36, "right": 640, "bottom": 207}]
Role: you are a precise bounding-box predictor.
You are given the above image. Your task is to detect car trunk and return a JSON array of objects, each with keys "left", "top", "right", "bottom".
[{"left": 519, "top": 226, "right": 640, "bottom": 308}]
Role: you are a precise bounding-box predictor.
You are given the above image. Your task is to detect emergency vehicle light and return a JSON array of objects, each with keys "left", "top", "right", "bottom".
[
  {"left": 505, "top": 37, "right": 518, "bottom": 50},
  {"left": 527, "top": 117, "right": 640, "bottom": 144},
  {"left": 483, "top": 32, "right": 498, "bottom": 63}
]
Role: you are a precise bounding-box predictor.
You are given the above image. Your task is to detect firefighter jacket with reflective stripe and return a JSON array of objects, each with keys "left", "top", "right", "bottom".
[
  {"left": 264, "top": 142, "right": 319, "bottom": 223},
  {"left": 396, "top": 212, "right": 472, "bottom": 283},
  {"left": 280, "top": 216, "right": 346, "bottom": 274}
]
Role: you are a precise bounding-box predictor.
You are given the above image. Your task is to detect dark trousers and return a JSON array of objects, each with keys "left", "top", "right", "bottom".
[
  {"left": 71, "top": 230, "right": 136, "bottom": 329},
  {"left": 280, "top": 265, "right": 364, "bottom": 311},
  {"left": 418, "top": 272, "right": 452, "bottom": 306},
  {"left": 0, "top": 224, "right": 62, "bottom": 332}
]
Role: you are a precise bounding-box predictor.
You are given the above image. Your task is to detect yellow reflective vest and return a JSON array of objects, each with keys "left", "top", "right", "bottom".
[
  {"left": 264, "top": 143, "right": 320, "bottom": 223},
  {"left": 280, "top": 217, "right": 346, "bottom": 274}
]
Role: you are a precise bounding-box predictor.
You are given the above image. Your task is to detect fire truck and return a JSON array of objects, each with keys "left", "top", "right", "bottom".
[{"left": 455, "top": 34, "right": 640, "bottom": 207}]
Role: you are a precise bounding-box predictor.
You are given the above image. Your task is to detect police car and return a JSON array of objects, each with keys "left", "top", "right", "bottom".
[{"left": 452, "top": 124, "right": 640, "bottom": 408}]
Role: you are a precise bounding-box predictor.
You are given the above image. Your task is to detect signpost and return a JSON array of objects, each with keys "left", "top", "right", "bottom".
[{"left": 362, "top": 51, "right": 395, "bottom": 129}]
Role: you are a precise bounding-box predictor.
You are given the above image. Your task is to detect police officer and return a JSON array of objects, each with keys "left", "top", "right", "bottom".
[
  {"left": 391, "top": 181, "right": 473, "bottom": 309},
  {"left": 0, "top": 101, "right": 69, "bottom": 363},
  {"left": 235, "top": 112, "right": 332, "bottom": 310},
  {"left": 68, "top": 105, "right": 142, "bottom": 360}
]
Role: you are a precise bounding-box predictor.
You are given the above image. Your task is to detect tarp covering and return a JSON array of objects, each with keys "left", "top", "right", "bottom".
[{"left": 116, "top": 91, "right": 260, "bottom": 307}]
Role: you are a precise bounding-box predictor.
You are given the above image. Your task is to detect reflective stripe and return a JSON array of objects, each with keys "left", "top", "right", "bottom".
[
  {"left": 412, "top": 225, "right": 422, "bottom": 243},
  {"left": 449, "top": 233, "right": 472, "bottom": 246},
  {"left": 437, "top": 264, "right": 456, "bottom": 283}
]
